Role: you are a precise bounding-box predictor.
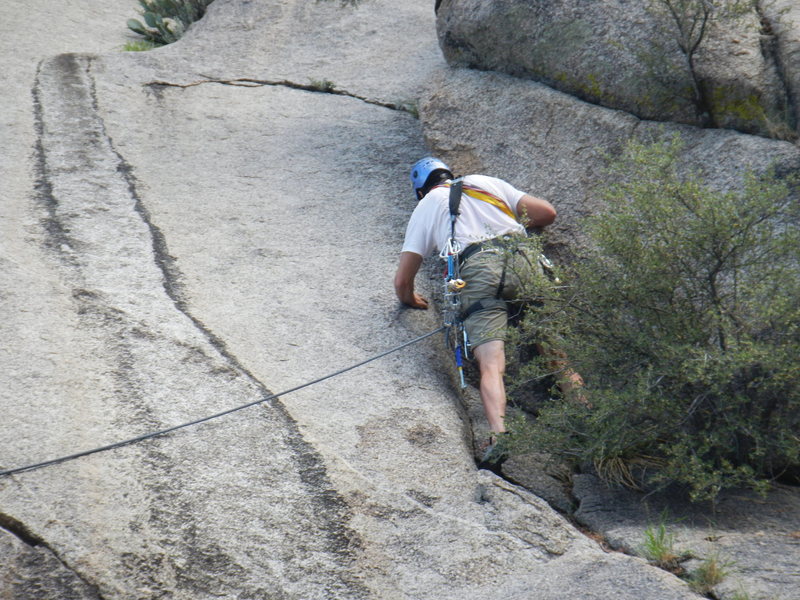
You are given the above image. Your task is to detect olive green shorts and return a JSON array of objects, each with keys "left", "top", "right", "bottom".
[{"left": 459, "top": 246, "right": 534, "bottom": 348}]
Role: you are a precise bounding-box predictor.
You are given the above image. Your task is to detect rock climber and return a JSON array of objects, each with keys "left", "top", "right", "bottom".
[{"left": 394, "top": 157, "right": 583, "bottom": 469}]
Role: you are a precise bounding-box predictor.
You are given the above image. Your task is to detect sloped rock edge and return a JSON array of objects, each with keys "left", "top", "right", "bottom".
[
  {"left": 573, "top": 474, "right": 800, "bottom": 600},
  {"left": 435, "top": 0, "right": 799, "bottom": 140},
  {"left": 1, "top": 527, "right": 103, "bottom": 600}
]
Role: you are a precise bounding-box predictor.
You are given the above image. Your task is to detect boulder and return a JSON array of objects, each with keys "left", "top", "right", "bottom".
[
  {"left": 763, "top": 0, "right": 800, "bottom": 133},
  {"left": 418, "top": 66, "right": 800, "bottom": 262},
  {"left": 436, "top": 0, "right": 798, "bottom": 139}
]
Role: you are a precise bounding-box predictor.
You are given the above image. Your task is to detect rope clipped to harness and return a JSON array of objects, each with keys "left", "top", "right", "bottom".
[{"left": 440, "top": 178, "right": 469, "bottom": 388}]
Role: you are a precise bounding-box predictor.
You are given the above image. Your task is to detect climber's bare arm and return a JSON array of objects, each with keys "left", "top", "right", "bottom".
[{"left": 394, "top": 251, "right": 428, "bottom": 309}]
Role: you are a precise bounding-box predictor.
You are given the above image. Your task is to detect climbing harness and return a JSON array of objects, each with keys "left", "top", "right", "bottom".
[
  {"left": 437, "top": 177, "right": 561, "bottom": 388},
  {"left": 0, "top": 327, "right": 445, "bottom": 478},
  {"left": 439, "top": 177, "right": 482, "bottom": 389},
  {"left": 439, "top": 178, "right": 519, "bottom": 388}
]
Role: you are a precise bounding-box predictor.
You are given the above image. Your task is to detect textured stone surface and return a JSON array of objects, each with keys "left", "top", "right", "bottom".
[
  {"left": 145, "top": 0, "right": 445, "bottom": 110},
  {"left": 573, "top": 475, "right": 800, "bottom": 600},
  {"left": 763, "top": 0, "right": 800, "bottom": 133},
  {"left": 436, "top": 0, "right": 797, "bottom": 139},
  {"left": 456, "top": 379, "right": 575, "bottom": 514},
  {"left": 419, "top": 66, "right": 800, "bottom": 262},
  {"left": 1, "top": 1, "right": 703, "bottom": 598},
  {"left": 0, "top": 529, "right": 101, "bottom": 600}
]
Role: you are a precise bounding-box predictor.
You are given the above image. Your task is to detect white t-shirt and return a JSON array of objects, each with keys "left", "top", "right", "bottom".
[{"left": 401, "top": 174, "right": 527, "bottom": 256}]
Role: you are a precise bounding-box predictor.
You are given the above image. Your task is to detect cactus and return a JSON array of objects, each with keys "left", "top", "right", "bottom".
[
  {"left": 126, "top": 19, "right": 149, "bottom": 37},
  {"left": 127, "top": 0, "right": 214, "bottom": 47}
]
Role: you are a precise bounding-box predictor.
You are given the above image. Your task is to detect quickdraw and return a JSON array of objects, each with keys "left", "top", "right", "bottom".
[
  {"left": 441, "top": 237, "right": 469, "bottom": 388},
  {"left": 441, "top": 178, "right": 470, "bottom": 388}
]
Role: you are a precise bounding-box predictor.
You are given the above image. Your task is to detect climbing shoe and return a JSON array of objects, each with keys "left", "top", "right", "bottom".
[{"left": 477, "top": 433, "right": 510, "bottom": 473}]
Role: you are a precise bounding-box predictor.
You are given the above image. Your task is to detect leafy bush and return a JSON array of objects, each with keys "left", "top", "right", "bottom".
[
  {"left": 127, "top": 0, "right": 214, "bottom": 46},
  {"left": 512, "top": 134, "right": 800, "bottom": 501}
]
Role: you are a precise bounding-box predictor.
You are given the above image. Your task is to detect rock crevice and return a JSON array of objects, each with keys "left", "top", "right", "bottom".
[
  {"left": 145, "top": 76, "right": 420, "bottom": 114},
  {"left": 757, "top": 0, "right": 799, "bottom": 133},
  {"left": 0, "top": 514, "right": 106, "bottom": 600},
  {"left": 0, "top": 513, "right": 43, "bottom": 548}
]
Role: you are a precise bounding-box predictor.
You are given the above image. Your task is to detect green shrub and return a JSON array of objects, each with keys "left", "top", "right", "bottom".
[
  {"left": 512, "top": 134, "right": 800, "bottom": 501},
  {"left": 127, "top": 0, "right": 214, "bottom": 46},
  {"left": 308, "top": 78, "right": 337, "bottom": 93}
]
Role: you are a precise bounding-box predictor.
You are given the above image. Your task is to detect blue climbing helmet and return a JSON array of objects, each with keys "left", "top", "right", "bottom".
[{"left": 410, "top": 156, "right": 452, "bottom": 200}]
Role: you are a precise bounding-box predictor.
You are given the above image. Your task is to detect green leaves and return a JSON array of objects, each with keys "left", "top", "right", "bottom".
[
  {"left": 126, "top": 19, "right": 149, "bottom": 37},
  {"left": 126, "top": 0, "right": 214, "bottom": 46},
  {"left": 511, "top": 134, "right": 800, "bottom": 500}
]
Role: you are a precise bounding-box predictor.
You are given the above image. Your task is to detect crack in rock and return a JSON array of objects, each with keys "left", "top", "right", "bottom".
[
  {"left": 756, "top": 0, "right": 799, "bottom": 134},
  {"left": 145, "top": 76, "right": 419, "bottom": 114},
  {"left": 32, "top": 54, "right": 281, "bottom": 423},
  {"left": 1, "top": 512, "right": 106, "bottom": 599},
  {"left": 0, "top": 512, "right": 43, "bottom": 547}
]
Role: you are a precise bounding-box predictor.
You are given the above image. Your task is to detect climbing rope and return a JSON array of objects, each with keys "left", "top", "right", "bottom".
[{"left": 0, "top": 326, "right": 445, "bottom": 478}]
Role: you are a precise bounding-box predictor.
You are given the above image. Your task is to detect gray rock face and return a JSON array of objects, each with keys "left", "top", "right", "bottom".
[
  {"left": 764, "top": 0, "right": 800, "bottom": 132},
  {"left": 573, "top": 475, "right": 800, "bottom": 600},
  {"left": 3, "top": 0, "right": 798, "bottom": 598},
  {"left": 0, "top": 1, "right": 705, "bottom": 599},
  {"left": 0, "top": 528, "right": 101, "bottom": 600},
  {"left": 436, "top": 0, "right": 799, "bottom": 139},
  {"left": 418, "top": 66, "right": 800, "bottom": 261}
]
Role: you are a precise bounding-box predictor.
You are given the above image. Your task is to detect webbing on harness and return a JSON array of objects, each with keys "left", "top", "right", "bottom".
[
  {"left": 437, "top": 181, "right": 517, "bottom": 221},
  {"left": 460, "top": 297, "right": 507, "bottom": 322},
  {"left": 448, "top": 178, "right": 463, "bottom": 241},
  {"left": 462, "top": 185, "right": 516, "bottom": 220},
  {"left": 445, "top": 178, "right": 468, "bottom": 386}
]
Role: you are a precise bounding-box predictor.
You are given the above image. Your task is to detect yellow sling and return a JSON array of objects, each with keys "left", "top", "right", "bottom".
[{"left": 437, "top": 182, "right": 518, "bottom": 221}]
